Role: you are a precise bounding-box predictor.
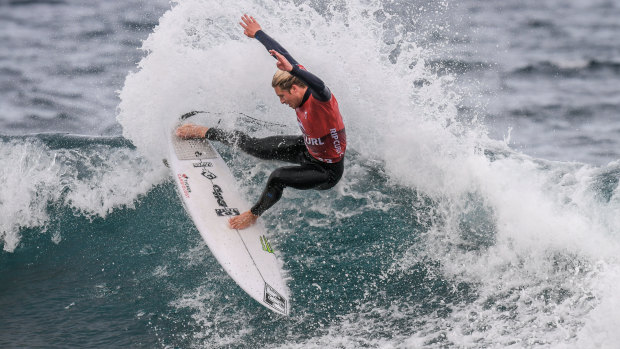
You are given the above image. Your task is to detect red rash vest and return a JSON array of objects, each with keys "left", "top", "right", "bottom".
[{"left": 295, "top": 93, "right": 346, "bottom": 163}]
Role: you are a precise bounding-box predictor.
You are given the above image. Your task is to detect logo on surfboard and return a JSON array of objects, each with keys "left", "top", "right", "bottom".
[
  {"left": 260, "top": 236, "right": 273, "bottom": 254},
  {"left": 215, "top": 208, "right": 240, "bottom": 216},
  {"left": 201, "top": 169, "right": 217, "bottom": 180},
  {"left": 177, "top": 173, "right": 192, "bottom": 198},
  {"left": 264, "top": 283, "right": 287, "bottom": 315},
  {"left": 192, "top": 160, "right": 213, "bottom": 168},
  {"left": 207, "top": 180, "right": 240, "bottom": 217}
]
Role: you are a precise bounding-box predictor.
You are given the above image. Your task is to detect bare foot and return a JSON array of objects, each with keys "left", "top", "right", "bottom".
[
  {"left": 176, "top": 123, "right": 209, "bottom": 139},
  {"left": 229, "top": 211, "right": 259, "bottom": 230}
]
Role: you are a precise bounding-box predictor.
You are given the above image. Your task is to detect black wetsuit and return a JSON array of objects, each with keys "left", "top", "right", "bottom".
[{"left": 205, "top": 30, "right": 345, "bottom": 217}]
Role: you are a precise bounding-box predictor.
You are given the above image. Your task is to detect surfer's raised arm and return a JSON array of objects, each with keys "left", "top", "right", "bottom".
[
  {"left": 240, "top": 14, "right": 331, "bottom": 102},
  {"left": 240, "top": 14, "right": 299, "bottom": 66}
]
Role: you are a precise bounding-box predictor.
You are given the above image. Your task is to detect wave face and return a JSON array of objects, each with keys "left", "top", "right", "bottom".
[
  {"left": 2, "top": 0, "right": 620, "bottom": 348},
  {"left": 0, "top": 135, "right": 164, "bottom": 252}
]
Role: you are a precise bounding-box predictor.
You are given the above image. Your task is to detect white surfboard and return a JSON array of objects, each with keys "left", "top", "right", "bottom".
[{"left": 168, "top": 122, "right": 289, "bottom": 316}]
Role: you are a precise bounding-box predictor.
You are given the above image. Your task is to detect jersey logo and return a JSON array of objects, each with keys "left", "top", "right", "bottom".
[
  {"left": 330, "top": 128, "right": 344, "bottom": 155},
  {"left": 304, "top": 135, "right": 325, "bottom": 146}
]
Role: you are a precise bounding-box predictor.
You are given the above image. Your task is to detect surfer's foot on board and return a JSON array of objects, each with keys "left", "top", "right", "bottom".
[
  {"left": 176, "top": 123, "right": 209, "bottom": 139},
  {"left": 229, "top": 211, "right": 259, "bottom": 230}
]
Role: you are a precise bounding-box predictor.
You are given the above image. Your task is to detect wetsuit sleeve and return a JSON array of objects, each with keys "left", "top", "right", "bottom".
[
  {"left": 255, "top": 30, "right": 299, "bottom": 66},
  {"left": 254, "top": 30, "right": 332, "bottom": 102},
  {"left": 290, "top": 65, "right": 331, "bottom": 102}
]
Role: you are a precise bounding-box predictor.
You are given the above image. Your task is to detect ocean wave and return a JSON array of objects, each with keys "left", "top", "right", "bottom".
[
  {"left": 508, "top": 103, "right": 620, "bottom": 122},
  {"left": 1, "top": 133, "right": 135, "bottom": 149},
  {"left": 427, "top": 59, "right": 493, "bottom": 75},
  {"left": 0, "top": 134, "right": 165, "bottom": 252},
  {"left": 120, "top": 19, "right": 159, "bottom": 32},
  {"left": 525, "top": 18, "right": 555, "bottom": 29},
  {"left": 510, "top": 59, "right": 620, "bottom": 77},
  {"left": 4, "top": 0, "right": 66, "bottom": 6}
]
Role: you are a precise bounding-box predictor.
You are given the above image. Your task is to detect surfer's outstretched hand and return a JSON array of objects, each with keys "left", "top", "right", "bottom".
[
  {"left": 269, "top": 50, "right": 293, "bottom": 72},
  {"left": 229, "top": 211, "right": 259, "bottom": 230},
  {"left": 176, "top": 123, "right": 208, "bottom": 139},
  {"left": 240, "top": 14, "right": 261, "bottom": 38}
]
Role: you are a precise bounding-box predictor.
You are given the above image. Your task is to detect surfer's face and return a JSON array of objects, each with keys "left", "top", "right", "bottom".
[{"left": 274, "top": 85, "right": 304, "bottom": 109}]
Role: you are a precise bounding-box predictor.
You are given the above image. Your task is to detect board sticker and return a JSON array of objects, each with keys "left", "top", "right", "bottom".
[
  {"left": 215, "top": 208, "right": 240, "bottom": 216},
  {"left": 172, "top": 134, "right": 218, "bottom": 160},
  {"left": 201, "top": 169, "right": 217, "bottom": 180},
  {"left": 264, "top": 283, "right": 287, "bottom": 314},
  {"left": 193, "top": 160, "right": 213, "bottom": 168},
  {"left": 260, "top": 236, "right": 273, "bottom": 254},
  {"left": 177, "top": 173, "right": 191, "bottom": 198}
]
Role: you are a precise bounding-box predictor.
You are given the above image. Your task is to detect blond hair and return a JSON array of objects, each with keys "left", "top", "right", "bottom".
[{"left": 271, "top": 70, "right": 306, "bottom": 91}]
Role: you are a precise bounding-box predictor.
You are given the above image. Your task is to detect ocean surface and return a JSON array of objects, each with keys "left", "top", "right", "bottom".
[{"left": 2, "top": 0, "right": 620, "bottom": 348}]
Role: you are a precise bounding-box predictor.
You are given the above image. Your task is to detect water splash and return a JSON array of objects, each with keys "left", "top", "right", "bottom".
[{"left": 112, "top": 0, "right": 620, "bottom": 346}]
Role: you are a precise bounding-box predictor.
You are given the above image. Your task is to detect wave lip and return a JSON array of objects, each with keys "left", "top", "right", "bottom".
[{"left": 0, "top": 134, "right": 164, "bottom": 252}]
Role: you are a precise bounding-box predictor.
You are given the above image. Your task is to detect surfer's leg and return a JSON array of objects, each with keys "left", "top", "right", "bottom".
[
  {"left": 206, "top": 128, "right": 304, "bottom": 163},
  {"left": 250, "top": 162, "right": 342, "bottom": 216}
]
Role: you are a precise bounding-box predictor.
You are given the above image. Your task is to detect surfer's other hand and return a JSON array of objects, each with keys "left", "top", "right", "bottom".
[
  {"left": 176, "top": 123, "right": 208, "bottom": 139},
  {"left": 240, "top": 14, "right": 261, "bottom": 38},
  {"left": 229, "top": 211, "right": 259, "bottom": 230},
  {"left": 269, "top": 50, "right": 293, "bottom": 72}
]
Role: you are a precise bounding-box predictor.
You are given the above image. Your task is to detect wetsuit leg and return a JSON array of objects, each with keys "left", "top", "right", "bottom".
[
  {"left": 250, "top": 158, "right": 344, "bottom": 216},
  {"left": 206, "top": 128, "right": 345, "bottom": 217},
  {"left": 205, "top": 128, "right": 304, "bottom": 164}
]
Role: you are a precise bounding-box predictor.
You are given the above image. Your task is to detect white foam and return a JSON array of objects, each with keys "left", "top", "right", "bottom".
[
  {"left": 0, "top": 138, "right": 165, "bottom": 252},
  {"left": 169, "top": 285, "right": 254, "bottom": 347},
  {"left": 0, "top": 140, "right": 52, "bottom": 251}
]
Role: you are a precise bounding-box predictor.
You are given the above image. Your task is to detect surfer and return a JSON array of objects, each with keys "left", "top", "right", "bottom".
[{"left": 177, "top": 14, "right": 346, "bottom": 229}]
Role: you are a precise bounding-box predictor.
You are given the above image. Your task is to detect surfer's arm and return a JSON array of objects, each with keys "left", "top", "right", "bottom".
[
  {"left": 254, "top": 30, "right": 301, "bottom": 66},
  {"left": 241, "top": 15, "right": 331, "bottom": 101},
  {"left": 240, "top": 15, "right": 298, "bottom": 63},
  {"left": 269, "top": 50, "right": 332, "bottom": 102},
  {"left": 290, "top": 64, "right": 331, "bottom": 102}
]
